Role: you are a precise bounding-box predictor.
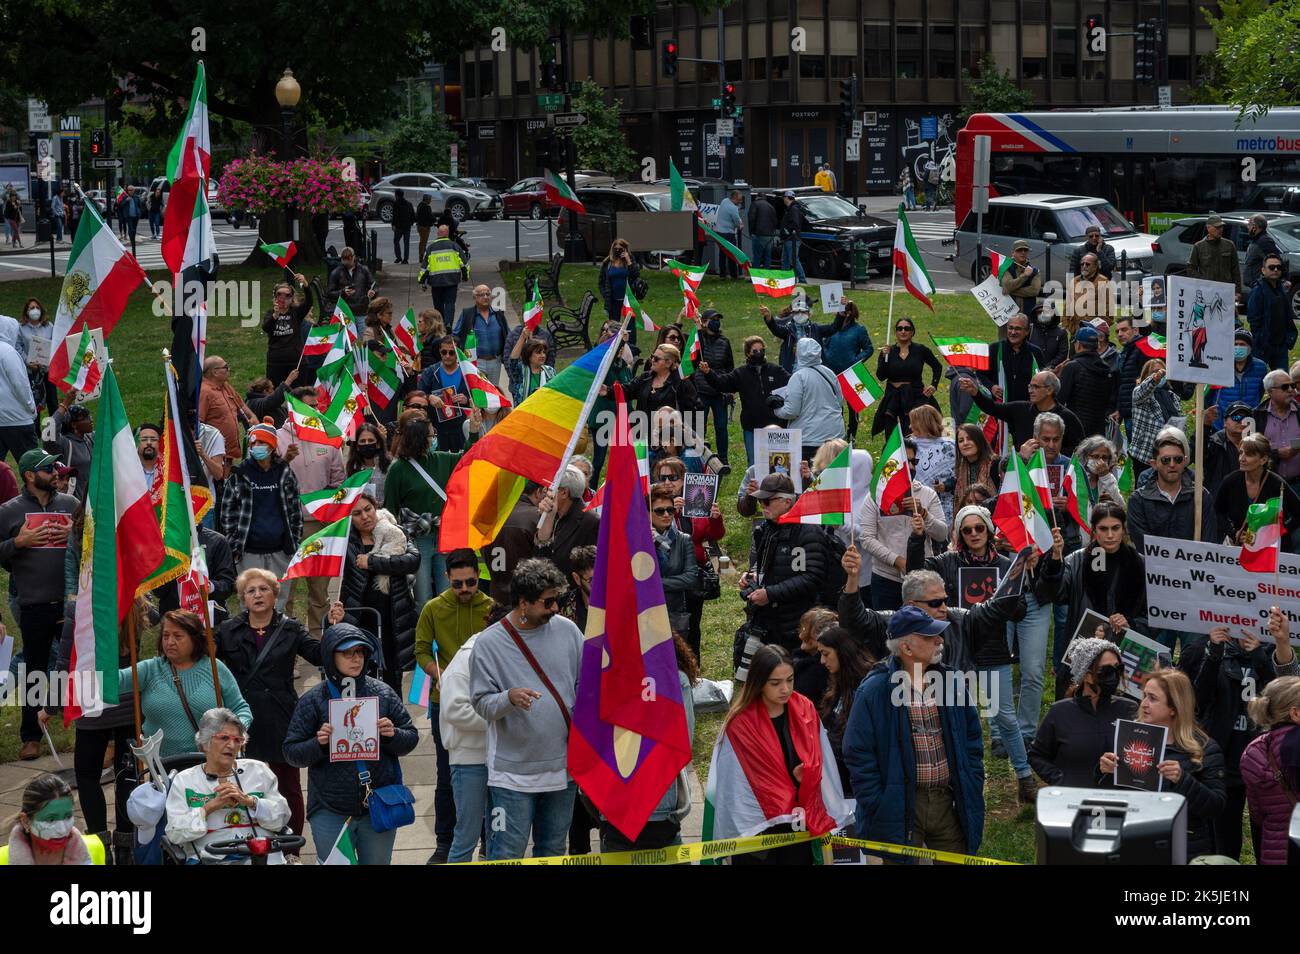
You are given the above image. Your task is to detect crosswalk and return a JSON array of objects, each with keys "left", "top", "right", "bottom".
[
  {"left": 904, "top": 221, "right": 955, "bottom": 243},
  {"left": 0, "top": 224, "right": 261, "bottom": 279}
]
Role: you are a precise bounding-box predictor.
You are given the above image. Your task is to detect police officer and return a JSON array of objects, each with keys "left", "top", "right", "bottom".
[
  {"left": 419, "top": 224, "right": 464, "bottom": 330},
  {"left": 1186, "top": 212, "right": 1242, "bottom": 299}
]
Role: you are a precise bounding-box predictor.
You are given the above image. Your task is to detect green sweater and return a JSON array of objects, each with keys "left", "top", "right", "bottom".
[
  {"left": 414, "top": 588, "right": 494, "bottom": 703},
  {"left": 118, "top": 656, "right": 252, "bottom": 758},
  {"left": 383, "top": 429, "right": 480, "bottom": 520}
]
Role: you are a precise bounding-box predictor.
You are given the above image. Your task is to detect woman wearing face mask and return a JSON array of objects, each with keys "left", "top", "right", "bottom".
[
  {"left": 339, "top": 493, "right": 420, "bottom": 695},
  {"left": 1241, "top": 672, "right": 1300, "bottom": 865},
  {"left": 1177, "top": 604, "right": 1298, "bottom": 860},
  {"left": 1044, "top": 502, "right": 1147, "bottom": 699},
  {"left": 19, "top": 297, "right": 56, "bottom": 413},
  {"left": 705, "top": 645, "right": 854, "bottom": 865},
  {"left": 1, "top": 774, "right": 102, "bottom": 865},
  {"left": 688, "top": 309, "right": 735, "bottom": 466},
  {"left": 1073, "top": 436, "right": 1124, "bottom": 509},
  {"left": 259, "top": 273, "right": 314, "bottom": 387},
  {"left": 1099, "top": 669, "right": 1226, "bottom": 861},
  {"left": 1029, "top": 302, "right": 1068, "bottom": 371},
  {"left": 347, "top": 423, "right": 391, "bottom": 501},
  {"left": 697, "top": 335, "right": 788, "bottom": 469},
  {"left": 873, "top": 317, "right": 941, "bottom": 438},
  {"left": 815, "top": 626, "right": 874, "bottom": 795},
  {"left": 220, "top": 420, "right": 302, "bottom": 606},
  {"left": 1029, "top": 638, "right": 1137, "bottom": 786}
]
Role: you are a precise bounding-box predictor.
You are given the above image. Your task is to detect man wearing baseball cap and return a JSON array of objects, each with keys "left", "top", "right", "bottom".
[
  {"left": 1000, "top": 238, "right": 1042, "bottom": 318},
  {"left": 0, "top": 448, "right": 78, "bottom": 760},
  {"left": 1057, "top": 323, "right": 1116, "bottom": 440},
  {"left": 1186, "top": 212, "right": 1242, "bottom": 296},
  {"left": 1204, "top": 400, "right": 1254, "bottom": 497},
  {"left": 842, "top": 603, "right": 986, "bottom": 859},
  {"left": 1210, "top": 329, "right": 1267, "bottom": 433}
]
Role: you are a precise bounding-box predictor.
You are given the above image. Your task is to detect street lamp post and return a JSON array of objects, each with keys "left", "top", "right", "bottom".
[{"left": 275, "top": 68, "right": 301, "bottom": 241}]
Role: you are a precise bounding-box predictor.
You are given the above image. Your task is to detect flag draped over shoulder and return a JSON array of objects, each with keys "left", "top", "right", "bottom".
[
  {"left": 440, "top": 327, "right": 626, "bottom": 551},
  {"left": 567, "top": 385, "right": 692, "bottom": 841},
  {"left": 66, "top": 364, "right": 165, "bottom": 723},
  {"left": 48, "top": 200, "right": 147, "bottom": 390}
]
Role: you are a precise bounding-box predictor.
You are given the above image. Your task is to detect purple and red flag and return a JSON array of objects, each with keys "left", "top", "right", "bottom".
[{"left": 567, "top": 384, "right": 692, "bottom": 841}]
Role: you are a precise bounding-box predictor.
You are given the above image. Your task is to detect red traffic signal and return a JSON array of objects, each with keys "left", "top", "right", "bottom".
[{"left": 662, "top": 39, "right": 679, "bottom": 77}]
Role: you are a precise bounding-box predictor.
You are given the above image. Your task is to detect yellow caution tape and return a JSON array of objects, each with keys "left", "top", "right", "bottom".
[{"left": 452, "top": 831, "right": 1017, "bottom": 866}]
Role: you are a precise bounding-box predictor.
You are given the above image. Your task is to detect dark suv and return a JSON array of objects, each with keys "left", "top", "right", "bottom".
[{"left": 751, "top": 187, "right": 894, "bottom": 279}]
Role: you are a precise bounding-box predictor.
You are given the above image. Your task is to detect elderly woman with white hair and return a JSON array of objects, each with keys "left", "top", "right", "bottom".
[
  {"left": 1072, "top": 434, "right": 1124, "bottom": 508},
  {"left": 535, "top": 465, "right": 600, "bottom": 585},
  {"left": 164, "top": 708, "right": 292, "bottom": 864}
]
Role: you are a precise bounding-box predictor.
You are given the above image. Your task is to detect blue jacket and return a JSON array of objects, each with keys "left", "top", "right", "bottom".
[
  {"left": 821, "top": 321, "right": 875, "bottom": 374},
  {"left": 1247, "top": 278, "right": 1294, "bottom": 356},
  {"left": 842, "top": 655, "right": 985, "bottom": 856},
  {"left": 1211, "top": 355, "right": 1267, "bottom": 431}
]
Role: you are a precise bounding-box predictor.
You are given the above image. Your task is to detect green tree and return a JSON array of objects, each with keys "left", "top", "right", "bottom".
[
  {"left": 960, "top": 54, "right": 1034, "bottom": 121},
  {"left": 569, "top": 80, "right": 635, "bottom": 178},
  {"left": 1193, "top": 0, "right": 1297, "bottom": 118},
  {"left": 384, "top": 113, "right": 461, "bottom": 173}
]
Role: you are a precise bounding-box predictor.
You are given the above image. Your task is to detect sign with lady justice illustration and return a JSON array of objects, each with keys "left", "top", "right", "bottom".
[{"left": 1165, "top": 276, "right": 1235, "bottom": 388}]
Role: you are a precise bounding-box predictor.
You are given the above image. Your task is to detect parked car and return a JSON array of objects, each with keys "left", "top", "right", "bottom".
[
  {"left": 460, "top": 176, "right": 510, "bottom": 194},
  {"left": 371, "top": 173, "right": 500, "bottom": 224},
  {"left": 751, "top": 187, "right": 895, "bottom": 279},
  {"left": 1153, "top": 212, "right": 1300, "bottom": 318},
  {"left": 954, "top": 194, "right": 1155, "bottom": 284},
  {"left": 501, "top": 173, "right": 616, "bottom": 219},
  {"left": 1242, "top": 183, "right": 1300, "bottom": 216},
  {"left": 556, "top": 183, "right": 691, "bottom": 264},
  {"left": 82, "top": 189, "right": 109, "bottom": 214}
]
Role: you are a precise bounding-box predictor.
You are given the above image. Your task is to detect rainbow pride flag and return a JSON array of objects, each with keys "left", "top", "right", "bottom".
[{"left": 439, "top": 325, "right": 627, "bottom": 550}]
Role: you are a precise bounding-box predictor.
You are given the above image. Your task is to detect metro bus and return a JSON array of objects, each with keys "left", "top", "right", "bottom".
[{"left": 954, "top": 106, "right": 1300, "bottom": 234}]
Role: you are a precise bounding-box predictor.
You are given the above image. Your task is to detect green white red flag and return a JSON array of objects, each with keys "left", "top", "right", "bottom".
[
  {"left": 871, "top": 424, "right": 911, "bottom": 513},
  {"left": 523, "top": 280, "right": 545, "bottom": 332},
  {"left": 993, "top": 450, "right": 1054, "bottom": 555},
  {"left": 302, "top": 469, "right": 375, "bottom": 523},
  {"left": 317, "top": 311, "right": 356, "bottom": 382},
  {"left": 458, "top": 345, "right": 511, "bottom": 411},
  {"left": 892, "top": 204, "right": 935, "bottom": 311},
  {"left": 621, "top": 287, "right": 656, "bottom": 332},
  {"left": 542, "top": 168, "right": 585, "bottom": 213},
  {"left": 932, "top": 336, "right": 991, "bottom": 370},
  {"left": 1136, "top": 333, "right": 1167, "bottom": 359},
  {"left": 60, "top": 331, "right": 103, "bottom": 394},
  {"left": 259, "top": 240, "right": 297, "bottom": 268},
  {"left": 48, "top": 199, "right": 147, "bottom": 390},
  {"left": 837, "top": 360, "right": 884, "bottom": 412},
  {"left": 162, "top": 62, "right": 215, "bottom": 275},
  {"left": 66, "top": 363, "right": 165, "bottom": 723},
  {"left": 367, "top": 344, "right": 403, "bottom": 410},
  {"left": 1240, "top": 496, "right": 1283, "bottom": 573},
  {"left": 989, "top": 250, "right": 1012, "bottom": 281},
  {"left": 679, "top": 326, "right": 702, "bottom": 377},
  {"left": 393, "top": 307, "right": 420, "bottom": 363},
  {"left": 282, "top": 515, "right": 351, "bottom": 581},
  {"left": 1062, "top": 455, "right": 1092, "bottom": 533},
  {"left": 326, "top": 362, "right": 368, "bottom": 439},
  {"left": 749, "top": 268, "right": 797, "bottom": 297},
  {"left": 285, "top": 391, "right": 344, "bottom": 448},
  {"left": 779, "top": 445, "right": 852, "bottom": 525},
  {"left": 584, "top": 439, "right": 650, "bottom": 517}
]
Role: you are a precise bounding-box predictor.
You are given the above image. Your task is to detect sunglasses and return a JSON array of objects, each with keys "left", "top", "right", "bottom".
[
  {"left": 913, "top": 598, "right": 947, "bottom": 608},
  {"left": 652, "top": 506, "right": 675, "bottom": 516},
  {"left": 655, "top": 474, "right": 678, "bottom": 483},
  {"left": 1273, "top": 383, "right": 1294, "bottom": 391},
  {"left": 449, "top": 578, "right": 479, "bottom": 589},
  {"left": 895, "top": 325, "right": 914, "bottom": 332},
  {"left": 440, "top": 350, "right": 457, "bottom": 357},
  {"left": 408, "top": 404, "right": 429, "bottom": 412},
  {"left": 275, "top": 291, "right": 292, "bottom": 298},
  {"left": 1265, "top": 264, "right": 1282, "bottom": 271},
  {"left": 959, "top": 525, "right": 986, "bottom": 535},
  {"left": 650, "top": 355, "right": 664, "bottom": 363},
  {"left": 540, "top": 597, "right": 559, "bottom": 609},
  {"left": 1157, "top": 455, "right": 1185, "bottom": 465}
]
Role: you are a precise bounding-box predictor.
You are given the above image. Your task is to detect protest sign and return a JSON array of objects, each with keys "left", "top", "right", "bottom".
[
  {"left": 328, "top": 696, "right": 380, "bottom": 763},
  {"left": 755, "top": 428, "right": 801, "bottom": 493},
  {"left": 683, "top": 472, "right": 719, "bottom": 518},
  {"left": 970, "top": 274, "right": 1019, "bottom": 326},
  {"left": 958, "top": 566, "right": 999, "bottom": 609},
  {"left": 1166, "top": 275, "right": 1235, "bottom": 387},
  {"left": 1114, "top": 719, "right": 1167, "bottom": 792},
  {"left": 820, "top": 282, "right": 845, "bottom": 315}
]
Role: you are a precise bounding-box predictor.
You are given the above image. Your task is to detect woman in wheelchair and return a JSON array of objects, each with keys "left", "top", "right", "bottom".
[
  {"left": 164, "top": 708, "right": 291, "bottom": 864},
  {"left": 2, "top": 774, "right": 104, "bottom": 865}
]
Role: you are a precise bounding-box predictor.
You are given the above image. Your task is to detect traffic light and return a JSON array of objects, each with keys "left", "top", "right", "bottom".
[
  {"left": 90, "top": 129, "right": 104, "bottom": 158},
  {"left": 1085, "top": 14, "right": 1104, "bottom": 32},
  {"left": 722, "top": 83, "right": 736, "bottom": 116},
  {"left": 662, "top": 39, "right": 678, "bottom": 77},
  {"left": 630, "top": 15, "right": 652, "bottom": 50},
  {"left": 540, "top": 57, "right": 562, "bottom": 92},
  {"left": 1135, "top": 19, "right": 1156, "bottom": 84},
  {"left": 838, "top": 77, "right": 856, "bottom": 130}
]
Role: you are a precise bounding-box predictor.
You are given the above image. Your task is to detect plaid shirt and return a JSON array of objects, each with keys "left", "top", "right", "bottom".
[
  {"left": 220, "top": 457, "right": 303, "bottom": 561},
  {"left": 905, "top": 689, "right": 951, "bottom": 789},
  {"left": 1129, "top": 373, "right": 1175, "bottom": 463}
]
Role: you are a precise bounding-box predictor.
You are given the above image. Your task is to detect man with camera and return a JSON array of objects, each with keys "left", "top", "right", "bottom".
[{"left": 326, "top": 246, "right": 376, "bottom": 332}]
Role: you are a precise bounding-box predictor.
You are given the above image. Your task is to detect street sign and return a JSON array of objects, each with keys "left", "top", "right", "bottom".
[
  {"left": 851, "top": 120, "right": 863, "bottom": 139},
  {"left": 1158, "top": 85, "right": 1172, "bottom": 108},
  {"left": 553, "top": 112, "right": 587, "bottom": 128},
  {"left": 971, "top": 185, "right": 990, "bottom": 214},
  {"left": 920, "top": 116, "right": 938, "bottom": 141},
  {"left": 537, "top": 93, "right": 564, "bottom": 112},
  {"left": 27, "top": 99, "right": 50, "bottom": 132},
  {"left": 845, "top": 138, "right": 860, "bottom": 162},
  {"left": 91, "top": 157, "right": 122, "bottom": 170},
  {"left": 973, "top": 135, "right": 991, "bottom": 187},
  {"left": 716, "top": 119, "right": 734, "bottom": 137},
  {"left": 711, "top": 98, "right": 722, "bottom": 108}
]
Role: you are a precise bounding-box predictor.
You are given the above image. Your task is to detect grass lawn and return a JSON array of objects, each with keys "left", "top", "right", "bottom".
[{"left": 1, "top": 261, "right": 1248, "bottom": 863}]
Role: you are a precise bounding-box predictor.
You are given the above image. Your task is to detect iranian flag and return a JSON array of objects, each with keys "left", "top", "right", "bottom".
[
  {"left": 871, "top": 424, "right": 911, "bottom": 513},
  {"left": 367, "top": 346, "right": 402, "bottom": 410},
  {"left": 780, "top": 445, "right": 852, "bottom": 525},
  {"left": 932, "top": 336, "right": 991, "bottom": 370},
  {"left": 259, "top": 240, "right": 297, "bottom": 268},
  {"left": 838, "top": 360, "right": 884, "bottom": 412},
  {"left": 282, "top": 515, "right": 351, "bottom": 581},
  {"left": 326, "top": 367, "right": 368, "bottom": 439},
  {"left": 1117, "top": 452, "right": 1134, "bottom": 495},
  {"left": 48, "top": 200, "right": 147, "bottom": 390},
  {"left": 317, "top": 317, "right": 356, "bottom": 383},
  {"left": 302, "top": 469, "right": 374, "bottom": 523},
  {"left": 321, "top": 823, "right": 359, "bottom": 866},
  {"left": 749, "top": 268, "right": 798, "bottom": 297},
  {"left": 393, "top": 307, "right": 420, "bottom": 362},
  {"left": 668, "top": 259, "right": 708, "bottom": 318},
  {"left": 60, "top": 331, "right": 103, "bottom": 394},
  {"left": 302, "top": 312, "right": 345, "bottom": 357},
  {"left": 1136, "top": 333, "right": 1167, "bottom": 359},
  {"left": 66, "top": 364, "right": 165, "bottom": 723},
  {"left": 892, "top": 204, "right": 935, "bottom": 311},
  {"left": 523, "top": 280, "right": 545, "bottom": 333},
  {"left": 162, "top": 63, "right": 215, "bottom": 275},
  {"left": 668, "top": 159, "right": 698, "bottom": 212},
  {"left": 1027, "top": 449, "right": 1053, "bottom": 513},
  {"left": 542, "top": 168, "right": 585, "bottom": 213},
  {"left": 1240, "top": 496, "right": 1284, "bottom": 573},
  {"left": 989, "top": 249, "right": 1012, "bottom": 281},
  {"left": 285, "top": 392, "right": 344, "bottom": 448},
  {"left": 621, "top": 287, "right": 656, "bottom": 332},
  {"left": 1062, "top": 455, "right": 1092, "bottom": 533},
  {"left": 679, "top": 326, "right": 702, "bottom": 377},
  {"left": 458, "top": 346, "right": 511, "bottom": 411},
  {"left": 585, "top": 439, "right": 650, "bottom": 517},
  {"left": 993, "top": 450, "right": 1054, "bottom": 555}
]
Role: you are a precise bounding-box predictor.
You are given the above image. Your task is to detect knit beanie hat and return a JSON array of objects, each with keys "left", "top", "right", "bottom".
[
  {"left": 1066, "top": 636, "right": 1117, "bottom": 685},
  {"left": 953, "top": 504, "right": 994, "bottom": 537},
  {"left": 249, "top": 417, "right": 279, "bottom": 449}
]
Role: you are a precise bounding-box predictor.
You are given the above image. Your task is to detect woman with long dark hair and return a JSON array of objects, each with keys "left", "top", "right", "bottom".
[
  {"left": 815, "top": 626, "right": 874, "bottom": 795},
  {"left": 704, "top": 645, "right": 853, "bottom": 864},
  {"left": 873, "top": 316, "right": 941, "bottom": 437},
  {"left": 597, "top": 238, "right": 641, "bottom": 340},
  {"left": 952, "top": 422, "right": 999, "bottom": 505}
]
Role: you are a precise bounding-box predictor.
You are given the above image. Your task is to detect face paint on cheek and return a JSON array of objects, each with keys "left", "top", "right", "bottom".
[{"left": 33, "top": 797, "right": 74, "bottom": 824}]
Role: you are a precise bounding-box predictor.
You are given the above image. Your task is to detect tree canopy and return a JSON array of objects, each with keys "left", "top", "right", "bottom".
[
  {"left": 1193, "top": 0, "right": 1299, "bottom": 119},
  {"left": 960, "top": 55, "right": 1034, "bottom": 121}
]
